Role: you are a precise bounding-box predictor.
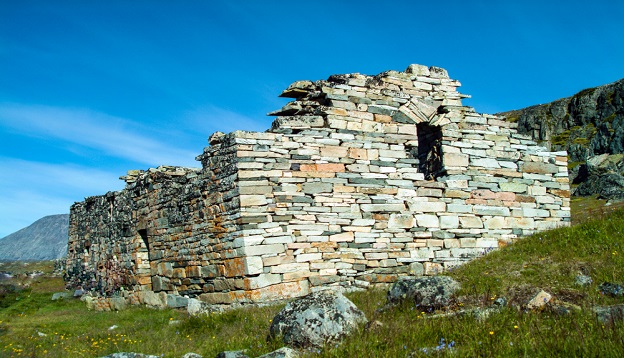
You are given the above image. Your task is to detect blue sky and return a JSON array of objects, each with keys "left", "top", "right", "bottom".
[{"left": 0, "top": 1, "right": 623, "bottom": 238}]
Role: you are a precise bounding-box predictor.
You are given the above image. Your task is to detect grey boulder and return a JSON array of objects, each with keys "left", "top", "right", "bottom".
[
  {"left": 594, "top": 304, "right": 624, "bottom": 323},
  {"left": 268, "top": 290, "right": 367, "bottom": 348},
  {"left": 387, "top": 276, "right": 460, "bottom": 310},
  {"left": 257, "top": 347, "right": 299, "bottom": 358},
  {"left": 215, "top": 351, "right": 249, "bottom": 358},
  {"left": 100, "top": 353, "right": 159, "bottom": 358},
  {"left": 51, "top": 292, "right": 71, "bottom": 301}
]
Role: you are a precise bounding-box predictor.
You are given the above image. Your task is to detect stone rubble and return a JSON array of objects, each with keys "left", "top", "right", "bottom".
[{"left": 65, "top": 63, "right": 571, "bottom": 306}]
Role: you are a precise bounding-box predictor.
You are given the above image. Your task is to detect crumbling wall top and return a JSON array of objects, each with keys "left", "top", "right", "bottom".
[
  {"left": 267, "top": 64, "right": 472, "bottom": 134},
  {"left": 120, "top": 165, "right": 201, "bottom": 185}
]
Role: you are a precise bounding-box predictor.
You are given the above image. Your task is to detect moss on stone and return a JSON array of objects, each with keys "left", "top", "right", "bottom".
[
  {"left": 605, "top": 113, "right": 616, "bottom": 123},
  {"left": 552, "top": 130, "right": 571, "bottom": 146},
  {"left": 573, "top": 137, "right": 589, "bottom": 145}
]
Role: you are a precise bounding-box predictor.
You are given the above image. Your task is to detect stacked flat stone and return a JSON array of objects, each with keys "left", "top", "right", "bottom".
[{"left": 65, "top": 64, "right": 570, "bottom": 305}]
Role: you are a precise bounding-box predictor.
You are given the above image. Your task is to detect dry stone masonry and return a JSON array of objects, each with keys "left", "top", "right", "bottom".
[{"left": 65, "top": 64, "right": 571, "bottom": 305}]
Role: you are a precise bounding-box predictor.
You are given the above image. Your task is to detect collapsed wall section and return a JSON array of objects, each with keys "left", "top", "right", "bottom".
[{"left": 65, "top": 142, "right": 241, "bottom": 296}]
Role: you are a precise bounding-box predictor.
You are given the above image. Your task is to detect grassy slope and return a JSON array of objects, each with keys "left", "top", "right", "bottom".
[{"left": 1, "top": 204, "right": 624, "bottom": 357}]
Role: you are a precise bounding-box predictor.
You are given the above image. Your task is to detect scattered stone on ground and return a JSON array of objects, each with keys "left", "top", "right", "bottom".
[
  {"left": 594, "top": 304, "right": 624, "bottom": 323},
  {"left": 268, "top": 290, "right": 367, "bottom": 348},
  {"left": 549, "top": 301, "right": 581, "bottom": 316},
  {"left": 575, "top": 275, "right": 593, "bottom": 286},
  {"left": 257, "top": 347, "right": 299, "bottom": 358},
  {"left": 493, "top": 297, "right": 508, "bottom": 308},
  {"left": 181, "top": 353, "right": 203, "bottom": 358},
  {"left": 386, "top": 276, "right": 460, "bottom": 310},
  {"left": 101, "top": 353, "right": 204, "bottom": 358},
  {"left": 216, "top": 351, "right": 249, "bottom": 358},
  {"left": 51, "top": 292, "right": 71, "bottom": 300},
  {"left": 100, "top": 353, "right": 159, "bottom": 358},
  {"left": 526, "top": 290, "right": 552, "bottom": 310},
  {"left": 599, "top": 282, "right": 624, "bottom": 297},
  {"left": 426, "top": 304, "right": 503, "bottom": 322}
]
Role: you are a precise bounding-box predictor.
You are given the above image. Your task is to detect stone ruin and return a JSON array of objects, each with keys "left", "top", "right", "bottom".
[{"left": 65, "top": 64, "right": 571, "bottom": 305}]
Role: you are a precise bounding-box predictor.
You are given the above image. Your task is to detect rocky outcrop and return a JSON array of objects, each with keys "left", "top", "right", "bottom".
[
  {"left": 499, "top": 78, "right": 624, "bottom": 198},
  {"left": 268, "top": 290, "right": 367, "bottom": 348},
  {"left": 574, "top": 154, "right": 624, "bottom": 199},
  {"left": 0, "top": 214, "right": 69, "bottom": 261},
  {"left": 500, "top": 79, "right": 624, "bottom": 161}
]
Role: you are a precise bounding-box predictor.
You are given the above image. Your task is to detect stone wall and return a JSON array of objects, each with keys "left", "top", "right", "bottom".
[{"left": 65, "top": 64, "right": 571, "bottom": 304}]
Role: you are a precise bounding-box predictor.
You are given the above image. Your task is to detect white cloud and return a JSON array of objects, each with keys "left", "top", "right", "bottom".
[{"left": 0, "top": 103, "right": 199, "bottom": 167}]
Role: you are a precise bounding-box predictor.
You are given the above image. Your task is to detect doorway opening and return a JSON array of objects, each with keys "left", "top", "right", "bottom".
[
  {"left": 132, "top": 229, "right": 152, "bottom": 290},
  {"left": 417, "top": 123, "right": 445, "bottom": 180}
]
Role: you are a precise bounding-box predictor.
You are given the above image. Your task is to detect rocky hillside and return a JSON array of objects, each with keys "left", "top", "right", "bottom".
[
  {"left": 0, "top": 214, "right": 69, "bottom": 261},
  {"left": 499, "top": 78, "right": 624, "bottom": 199}
]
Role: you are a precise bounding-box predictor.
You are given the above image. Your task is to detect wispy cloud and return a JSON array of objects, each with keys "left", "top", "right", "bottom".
[
  {"left": 0, "top": 158, "right": 123, "bottom": 238},
  {"left": 0, "top": 102, "right": 272, "bottom": 238},
  {"left": 0, "top": 103, "right": 199, "bottom": 167}
]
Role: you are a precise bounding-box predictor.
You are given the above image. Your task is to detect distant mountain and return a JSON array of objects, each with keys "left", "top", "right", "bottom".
[
  {"left": 0, "top": 214, "right": 69, "bottom": 261},
  {"left": 499, "top": 78, "right": 624, "bottom": 200}
]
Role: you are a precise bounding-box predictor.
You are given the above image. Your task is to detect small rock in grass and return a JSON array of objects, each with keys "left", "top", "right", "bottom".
[
  {"left": 386, "top": 276, "right": 460, "bottom": 310},
  {"left": 257, "top": 347, "right": 299, "bottom": 358},
  {"left": 549, "top": 301, "right": 581, "bottom": 316},
  {"left": 99, "top": 353, "right": 159, "bottom": 358},
  {"left": 599, "top": 282, "right": 624, "bottom": 297},
  {"left": 526, "top": 290, "right": 552, "bottom": 310},
  {"left": 181, "top": 353, "right": 203, "bottom": 358},
  {"left": 493, "top": 297, "right": 508, "bottom": 307},
  {"left": 215, "top": 351, "right": 249, "bottom": 358},
  {"left": 51, "top": 292, "right": 71, "bottom": 301},
  {"left": 575, "top": 275, "right": 593, "bottom": 286},
  {"left": 594, "top": 304, "right": 624, "bottom": 323}
]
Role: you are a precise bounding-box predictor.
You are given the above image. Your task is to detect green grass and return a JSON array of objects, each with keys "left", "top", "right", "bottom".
[{"left": 2, "top": 205, "right": 624, "bottom": 357}]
